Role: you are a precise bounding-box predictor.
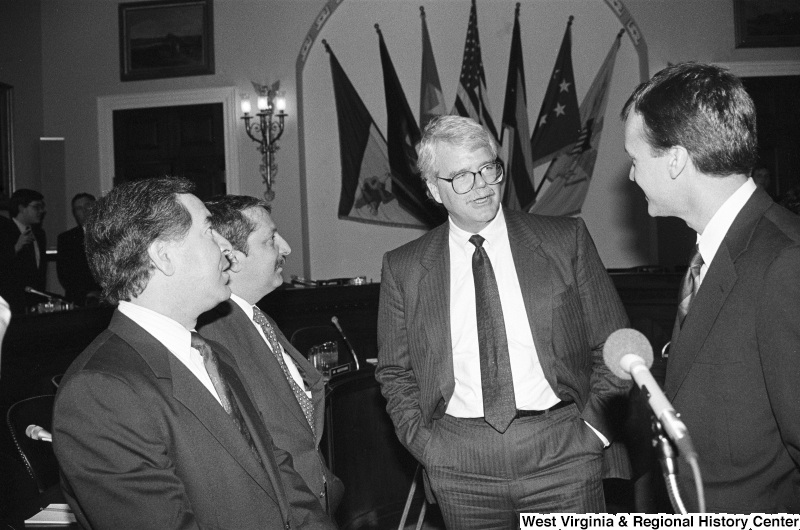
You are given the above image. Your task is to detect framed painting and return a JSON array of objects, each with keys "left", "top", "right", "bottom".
[
  {"left": 734, "top": 0, "right": 800, "bottom": 48},
  {"left": 119, "top": 0, "right": 214, "bottom": 81}
]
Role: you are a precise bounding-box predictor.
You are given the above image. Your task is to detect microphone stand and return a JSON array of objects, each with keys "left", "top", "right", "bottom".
[{"left": 651, "top": 417, "right": 705, "bottom": 513}]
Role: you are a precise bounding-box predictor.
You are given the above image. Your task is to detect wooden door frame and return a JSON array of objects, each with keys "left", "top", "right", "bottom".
[{"left": 97, "top": 86, "right": 239, "bottom": 195}]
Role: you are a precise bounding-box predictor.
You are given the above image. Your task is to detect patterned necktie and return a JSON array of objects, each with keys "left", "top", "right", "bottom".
[
  {"left": 676, "top": 244, "right": 704, "bottom": 328},
  {"left": 469, "top": 235, "right": 516, "bottom": 433},
  {"left": 252, "top": 306, "right": 316, "bottom": 435},
  {"left": 190, "top": 332, "right": 264, "bottom": 467}
]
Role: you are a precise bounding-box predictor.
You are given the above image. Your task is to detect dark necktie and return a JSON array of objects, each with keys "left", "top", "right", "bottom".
[
  {"left": 469, "top": 235, "right": 516, "bottom": 433},
  {"left": 252, "top": 307, "right": 316, "bottom": 435},
  {"left": 190, "top": 332, "right": 264, "bottom": 467},
  {"left": 676, "top": 244, "right": 704, "bottom": 328}
]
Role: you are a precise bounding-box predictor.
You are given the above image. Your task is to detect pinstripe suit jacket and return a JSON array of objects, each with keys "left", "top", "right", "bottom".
[{"left": 375, "top": 209, "right": 632, "bottom": 484}]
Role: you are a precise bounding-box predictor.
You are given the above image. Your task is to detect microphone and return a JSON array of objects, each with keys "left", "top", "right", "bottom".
[
  {"left": 331, "top": 316, "right": 360, "bottom": 371},
  {"left": 25, "top": 424, "right": 52, "bottom": 442},
  {"left": 603, "top": 328, "right": 696, "bottom": 459},
  {"left": 24, "top": 286, "right": 68, "bottom": 302}
]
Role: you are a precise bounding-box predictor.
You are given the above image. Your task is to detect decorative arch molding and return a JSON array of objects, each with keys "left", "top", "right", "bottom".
[
  {"left": 294, "top": 0, "right": 649, "bottom": 276},
  {"left": 97, "top": 86, "right": 240, "bottom": 196}
]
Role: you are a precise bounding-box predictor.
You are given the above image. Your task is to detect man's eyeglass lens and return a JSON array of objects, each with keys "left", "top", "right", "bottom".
[{"left": 443, "top": 163, "right": 503, "bottom": 194}]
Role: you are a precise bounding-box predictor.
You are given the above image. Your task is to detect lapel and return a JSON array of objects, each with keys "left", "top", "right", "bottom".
[
  {"left": 664, "top": 188, "right": 773, "bottom": 398},
  {"left": 417, "top": 224, "right": 455, "bottom": 400},
  {"left": 227, "top": 302, "right": 318, "bottom": 441},
  {"left": 107, "top": 311, "right": 282, "bottom": 507},
  {"left": 505, "top": 210, "right": 558, "bottom": 387}
]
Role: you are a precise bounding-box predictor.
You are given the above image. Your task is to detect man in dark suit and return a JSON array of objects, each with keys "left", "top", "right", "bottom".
[
  {"left": 56, "top": 192, "right": 100, "bottom": 306},
  {"left": 198, "top": 195, "right": 344, "bottom": 515},
  {"left": 0, "top": 189, "right": 47, "bottom": 313},
  {"left": 375, "top": 116, "right": 631, "bottom": 527},
  {"left": 622, "top": 62, "right": 800, "bottom": 512},
  {"left": 52, "top": 178, "right": 334, "bottom": 529}
]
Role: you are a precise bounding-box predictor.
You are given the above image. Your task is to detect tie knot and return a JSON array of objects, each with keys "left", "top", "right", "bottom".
[
  {"left": 469, "top": 234, "right": 485, "bottom": 248},
  {"left": 190, "top": 332, "right": 211, "bottom": 360},
  {"left": 252, "top": 306, "right": 268, "bottom": 326}
]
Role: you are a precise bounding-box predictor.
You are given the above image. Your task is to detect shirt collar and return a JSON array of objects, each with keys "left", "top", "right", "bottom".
[
  {"left": 117, "top": 300, "right": 193, "bottom": 356},
  {"left": 229, "top": 293, "right": 255, "bottom": 320},
  {"left": 697, "top": 178, "right": 757, "bottom": 266},
  {"left": 448, "top": 207, "right": 506, "bottom": 249}
]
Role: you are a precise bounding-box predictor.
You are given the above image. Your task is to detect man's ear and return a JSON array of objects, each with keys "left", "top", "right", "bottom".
[
  {"left": 148, "top": 239, "right": 175, "bottom": 276},
  {"left": 227, "top": 249, "right": 245, "bottom": 274},
  {"left": 426, "top": 179, "right": 442, "bottom": 204},
  {"left": 668, "top": 145, "right": 689, "bottom": 180}
]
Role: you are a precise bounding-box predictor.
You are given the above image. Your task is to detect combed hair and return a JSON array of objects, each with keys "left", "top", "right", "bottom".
[
  {"left": 84, "top": 177, "right": 194, "bottom": 303},
  {"left": 416, "top": 115, "right": 499, "bottom": 185},
  {"left": 205, "top": 195, "right": 270, "bottom": 255},
  {"left": 10, "top": 189, "right": 44, "bottom": 217},
  {"left": 620, "top": 62, "right": 757, "bottom": 176}
]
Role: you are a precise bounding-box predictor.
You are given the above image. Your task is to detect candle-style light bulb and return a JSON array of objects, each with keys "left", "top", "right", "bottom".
[
  {"left": 241, "top": 99, "right": 251, "bottom": 115},
  {"left": 257, "top": 96, "right": 269, "bottom": 111},
  {"left": 275, "top": 95, "right": 287, "bottom": 113}
]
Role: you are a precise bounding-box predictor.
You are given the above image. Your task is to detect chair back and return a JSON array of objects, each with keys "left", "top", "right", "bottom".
[{"left": 6, "top": 394, "right": 59, "bottom": 493}]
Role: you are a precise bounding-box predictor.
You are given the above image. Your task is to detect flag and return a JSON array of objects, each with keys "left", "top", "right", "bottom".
[
  {"left": 419, "top": 6, "right": 446, "bottom": 131},
  {"left": 325, "top": 40, "right": 431, "bottom": 229},
  {"left": 500, "top": 4, "right": 535, "bottom": 210},
  {"left": 529, "top": 16, "right": 581, "bottom": 169},
  {"left": 377, "top": 25, "right": 447, "bottom": 228},
  {"left": 450, "top": 0, "right": 499, "bottom": 143},
  {"left": 530, "top": 30, "right": 624, "bottom": 216}
]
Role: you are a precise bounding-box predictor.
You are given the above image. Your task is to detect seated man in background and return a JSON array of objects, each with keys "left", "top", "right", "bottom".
[
  {"left": 56, "top": 193, "right": 101, "bottom": 305},
  {"left": 199, "top": 195, "right": 344, "bottom": 516},
  {"left": 53, "top": 177, "right": 335, "bottom": 529},
  {"left": 0, "top": 189, "right": 47, "bottom": 313}
]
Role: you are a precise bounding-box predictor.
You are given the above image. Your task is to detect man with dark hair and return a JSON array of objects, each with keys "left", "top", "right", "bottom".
[
  {"left": 52, "top": 178, "right": 334, "bottom": 529},
  {"left": 376, "top": 115, "right": 631, "bottom": 527},
  {"left": 0, "top": 188, "right": 47, "bottom": 313},
  {"left": 56, "top": 192, "right": 100, "bottom": 305},
  {"left": 622, "top": 62, "right": 800, "bottom": 511},
  {"left": 198, "top": 195, "right": 344, "bottom": 516}
]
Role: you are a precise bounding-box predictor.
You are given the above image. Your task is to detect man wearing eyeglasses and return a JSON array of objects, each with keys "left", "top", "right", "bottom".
[{"left": 375, "top": 115, "right": 630, "bottom": 527}]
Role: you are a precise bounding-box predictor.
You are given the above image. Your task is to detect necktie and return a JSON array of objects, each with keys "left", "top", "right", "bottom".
[
  {"left": 190, "top": 332, "right": 264, "bottom": 467},
  {"left": 469, "top": 235, "right": 516, "bottom": 433},
  {"left": 252, "top": 307, "right": 316, "bottom": 435},
  {"left": 676, "top": 244, "right": 704, "bottom": 328}
]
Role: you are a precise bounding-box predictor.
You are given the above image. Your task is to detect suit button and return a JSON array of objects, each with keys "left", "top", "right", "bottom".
[{"left": 319, "top": 490, "right": 326, "bottom": 497}]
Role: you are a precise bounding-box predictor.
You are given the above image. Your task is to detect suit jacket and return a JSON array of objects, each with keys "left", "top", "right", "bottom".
[
  {"left": 375, "top": 209, "right": 632, "bottom": 487},
  {"left": 198, "top": 300, "right": 344, "bottom": 513},
  {"left": 666, "top": 187, "right": 800, "bottom": 512},
  {"left": 56, "top": 225, "right": 100, "bottom": 305},
  {"left": 0, "top": 215, "right": 47, "bottom": 313},
  {"left": 52, "top": 310, "right": 335, "bottom": 529}
]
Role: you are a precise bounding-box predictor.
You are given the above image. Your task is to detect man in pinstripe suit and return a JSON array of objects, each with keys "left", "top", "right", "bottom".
[{"left": 376, "top": 116, "right": 631, "bottom": 528}]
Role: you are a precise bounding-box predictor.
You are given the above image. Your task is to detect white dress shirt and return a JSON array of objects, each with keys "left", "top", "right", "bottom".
[
  {"left": 118, "top": 300, "right": 222, "bottom": 405},
  {"left": 696, "top": 178, "right": 757, "bottom": 287},
  {"left": 229, "top": 293, "right": 311, "bottom": 399},
  {"left": 446, "top": 208, "right": 560, "bottom": 417},
  {"left": 13, "top": 218, "right": 40, "bottom": 268}
]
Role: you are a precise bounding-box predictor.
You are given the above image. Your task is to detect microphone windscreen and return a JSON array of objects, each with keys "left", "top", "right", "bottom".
[
  {"left": 603, "top": 328, "right": 654, "bottom": 380},
  {"left": 25, "top": 425, "right": 39, "bottom": 438}
]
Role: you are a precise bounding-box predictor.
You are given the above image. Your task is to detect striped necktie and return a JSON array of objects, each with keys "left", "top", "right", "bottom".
[{"left": 676, "top": 244, "right": 704, "bottom": 328}]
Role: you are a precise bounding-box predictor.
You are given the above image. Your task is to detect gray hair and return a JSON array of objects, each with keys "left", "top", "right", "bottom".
[{"left": 416, "top": 115, "right": 498, "bottom": 184}]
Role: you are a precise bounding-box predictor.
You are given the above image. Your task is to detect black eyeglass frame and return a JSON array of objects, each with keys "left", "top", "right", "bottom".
[{"left": 436, "top": 161, "right": 504, "bottom": 195}]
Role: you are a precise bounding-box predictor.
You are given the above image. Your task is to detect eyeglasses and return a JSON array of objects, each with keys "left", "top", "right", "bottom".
[{"left": 437, "top": 161, "right": 504, "bottom": 194}]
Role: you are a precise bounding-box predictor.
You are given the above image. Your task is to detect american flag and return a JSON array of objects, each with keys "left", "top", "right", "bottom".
[{"left": 451, "top": 0, "right": 498, "bottom": 142}]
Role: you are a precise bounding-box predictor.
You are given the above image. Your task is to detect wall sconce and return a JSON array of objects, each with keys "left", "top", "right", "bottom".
[{"left": 241, "top": 81, "right": 287, "bottom": 202}]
